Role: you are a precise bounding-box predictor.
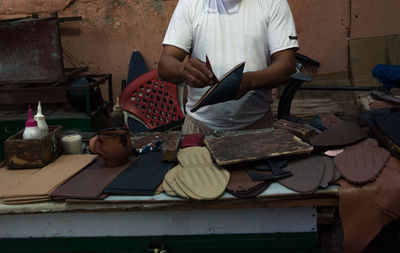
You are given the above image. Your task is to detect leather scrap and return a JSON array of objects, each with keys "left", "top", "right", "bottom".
[
  {"left": 104, "top": 152, "right": 173, "bottom": 195},
  {"left": 247, "top": 160, "right": 292, "bottom": 181},
  {"left": 277, "top": 156, "right": 325, "bottom": 193},
  {"left": 226, "top": 168, "right": 261, "bottom": 192},
  {"left": 180, "top": 134, "right": 205, "bottom": 148},
  {"left": 334, "top": 146, "right": 390, "bottom": 184},
  {"left": 374, "top": 157, "right": 400, "bottom": 219},
  {"left": 50, "top": 157, "right": 137, "bottom": 200},
  {"left": 318, "top": 156, "right": 335, "bottom": 188},
  {"left": 226, "top": 181, "right": 271, "bottom": 199},
  {"left": 338, "top": 175, "right": 393, "bottom": 253},
  {"left": 310, "top": 121, "right": 368, "bottom": 147}
]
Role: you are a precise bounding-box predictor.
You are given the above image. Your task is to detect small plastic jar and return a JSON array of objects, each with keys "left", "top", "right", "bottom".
[{"left": 61, "top": 130, "right": 83, "bottom": 155}]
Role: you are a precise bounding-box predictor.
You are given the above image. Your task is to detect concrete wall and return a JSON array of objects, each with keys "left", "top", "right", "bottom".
[{"left": 0, "top": 0, "right": 399, "bottom": 100}]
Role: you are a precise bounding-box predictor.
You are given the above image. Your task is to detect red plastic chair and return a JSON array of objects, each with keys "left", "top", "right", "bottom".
[{"left": 119, "top": 70, "right": 185, "bottom": 130}]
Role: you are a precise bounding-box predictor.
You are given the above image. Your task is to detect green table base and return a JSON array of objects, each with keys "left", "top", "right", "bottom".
[{"left": 0, "top": 233, "right": 319, "bottom": 253}]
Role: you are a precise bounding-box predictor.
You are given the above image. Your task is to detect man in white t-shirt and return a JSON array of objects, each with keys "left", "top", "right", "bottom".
[{"left": 158, "top": 0, "right": 299, "bottom": 134}]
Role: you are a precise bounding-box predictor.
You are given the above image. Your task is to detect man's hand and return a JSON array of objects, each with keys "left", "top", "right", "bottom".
[
  {"left": 182, "top": 56, "right": 215, "bottom": 88},
  {"left": 158, "top": 45, "right": 214, "bottom": 88},
  {"left": 236, "top": 49, "right": 296, "bottom": 99}
]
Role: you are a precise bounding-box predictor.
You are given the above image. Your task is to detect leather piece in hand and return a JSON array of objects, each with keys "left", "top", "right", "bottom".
[{"left": 190, "top": 57, "right": 245, "bottom": 113}]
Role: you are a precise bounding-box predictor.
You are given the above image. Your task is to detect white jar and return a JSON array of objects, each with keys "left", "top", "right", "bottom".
[{"left": 61, "top": 130, "right": 83, "bottom": 154}]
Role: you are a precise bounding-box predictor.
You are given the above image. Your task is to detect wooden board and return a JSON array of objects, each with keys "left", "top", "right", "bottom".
[
  {"left": 204, "top": 128, "right": 313, "bottom": 165},
  {"left": 271, "top": 98, "right": 344, "bottom": 119}
]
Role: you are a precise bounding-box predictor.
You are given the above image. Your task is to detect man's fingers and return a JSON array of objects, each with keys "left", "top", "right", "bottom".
[
  {"left": 189, "top": 58, "right": 214, "bottom": 79},
  {"left": 183, "top": 58, "right": 214, "bottom": 87}
]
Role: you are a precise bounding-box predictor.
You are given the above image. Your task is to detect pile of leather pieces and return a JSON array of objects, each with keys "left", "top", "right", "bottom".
[
  {"left": 307, "top": 118, "right": 400, "bottom": 252},
  {"left": 162, "top": 146, "right": 230, "bottom": 200},
  {"left": 224, "top": 156, "right": 340, "bottom": 198}
]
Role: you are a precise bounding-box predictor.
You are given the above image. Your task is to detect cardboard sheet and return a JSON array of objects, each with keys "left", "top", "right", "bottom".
[{"left": 0, "top": 155, "right": 97, "bottom": 199}]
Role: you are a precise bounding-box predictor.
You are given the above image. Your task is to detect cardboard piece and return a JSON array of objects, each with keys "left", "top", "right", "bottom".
[{"left": 0, "top": 154, "right": 97, "bottom": 200}]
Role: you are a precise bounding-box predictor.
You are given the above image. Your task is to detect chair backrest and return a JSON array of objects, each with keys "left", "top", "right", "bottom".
[{"left": 119, "top": 70, "right": 185, "bottom": 130}]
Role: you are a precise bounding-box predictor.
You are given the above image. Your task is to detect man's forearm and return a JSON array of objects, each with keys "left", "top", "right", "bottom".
[
  {"left": 158, "top": 55, "right": 185, "bottom": 84},
  {"left": 245, "top": 49, "right": 296, "bottom": 91}
]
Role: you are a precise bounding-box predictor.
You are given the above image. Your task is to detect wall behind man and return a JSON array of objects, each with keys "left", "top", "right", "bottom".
[{"left": 0, "top": 0, "right": 399, "bottom": 100}]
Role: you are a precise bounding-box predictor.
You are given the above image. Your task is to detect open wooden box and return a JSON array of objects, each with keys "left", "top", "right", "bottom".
[{"left": 5, "top": 125, "right": 63, "bottom": 169}]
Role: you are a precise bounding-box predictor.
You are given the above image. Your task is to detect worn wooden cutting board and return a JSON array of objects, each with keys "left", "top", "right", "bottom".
[{"left": 204, "top": 128, "right": 313, "bottom": 166}]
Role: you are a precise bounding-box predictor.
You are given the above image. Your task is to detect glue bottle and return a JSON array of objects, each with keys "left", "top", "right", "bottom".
[
  {"left": 23, "top": 106, "right": 42, "bottom": 140},
  {"left": 109, "top": 97, "right": 124, "bottom": 128},
  {"left": 34, "top": 101, "right": 49, "bottom": 138}
]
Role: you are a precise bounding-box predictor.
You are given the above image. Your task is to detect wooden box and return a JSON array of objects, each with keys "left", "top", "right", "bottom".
[{"left": 5, "top": 126, "right": 63, "bottom": 169}]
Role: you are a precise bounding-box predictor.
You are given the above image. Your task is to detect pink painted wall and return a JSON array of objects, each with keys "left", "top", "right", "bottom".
[
  {"left": 351, "top": 0, "right": 400, "bottom": 39},
  {"left": 1, "top": 0, "right": 400, "bottom": 99},
  {"left": 289, "top": 0, "right": 350, "bottom": 74}
]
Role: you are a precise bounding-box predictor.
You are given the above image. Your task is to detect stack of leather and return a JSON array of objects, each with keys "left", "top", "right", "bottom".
[
  {"left": 278, "top": 156, "right": 340, "bottom": 194},
  {"left": 51, "top": 157, "right": 137, "bottom": 200},
  {"left": 162, "top": 147, "right": 230, "bottom": 200},
  {"left": 331, "top": 138, "right": 400, "bottom": 252}
]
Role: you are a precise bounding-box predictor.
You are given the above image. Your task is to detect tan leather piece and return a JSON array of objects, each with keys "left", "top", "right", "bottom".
[
  {"left": 176, "top": 165, "right": 229, "bottom": 200},
  {"left": 278, "top": 156, "right": 325, "bottom": 193},
  {"left": 177, "top": 147, "right": 213, "bottom": 168},
  {"left": 163, "top": 165, "right": 188, "bottom": 198},
  {"left": 334, "top": 147, "right": 390, "bottom": 184},
  {"left": 0, "top": 155, "right": 97, "bottom": 199},
  {"left": 338, "top": 176, "right": 393, "bottom": 253},
  {"left": 374, "top": 157, "right": 400, "bottom": 219}
]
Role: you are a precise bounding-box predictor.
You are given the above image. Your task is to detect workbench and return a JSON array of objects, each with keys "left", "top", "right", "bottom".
[{"left": 0, "top": 183, "right": 340, "bottom": 253}]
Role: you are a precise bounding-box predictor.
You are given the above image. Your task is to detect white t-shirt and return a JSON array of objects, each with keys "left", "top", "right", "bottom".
[{"left": 163, "top": 0, "right": 299, "bottom": 131}]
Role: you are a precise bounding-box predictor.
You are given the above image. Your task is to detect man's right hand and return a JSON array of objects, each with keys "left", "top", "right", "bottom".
[
  {"left": 182, "top": 56, "right": 215, "bottom": 88},
  {"left": 158, "top": 45, "right": 215, "bottom": 88}
]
